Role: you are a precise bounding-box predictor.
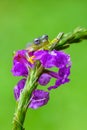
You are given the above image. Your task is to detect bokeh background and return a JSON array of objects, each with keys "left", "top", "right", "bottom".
[{"left": 0, "top": 0, "right": 87, "bottom": 130}]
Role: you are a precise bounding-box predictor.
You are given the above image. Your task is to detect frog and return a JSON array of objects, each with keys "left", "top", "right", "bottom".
[{"left": 26, "top": 32, "right": 64, "bottom": 52}]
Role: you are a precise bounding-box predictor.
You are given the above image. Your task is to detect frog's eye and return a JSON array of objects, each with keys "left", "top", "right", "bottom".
[
  {"left": 41, "top": 35, "right": 48, "bottom": 43},
  {"left": 41, "top": 35, "right": 48, "bottom": 42},
  {"left": 34, "top": 38, "right": 40, "bottom": 45}
]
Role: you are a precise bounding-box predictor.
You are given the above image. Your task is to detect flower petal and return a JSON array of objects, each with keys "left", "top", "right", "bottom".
[
  {"left": 58, "top": 66, "right": 71, "bottom": 79},
  {"left": 13, "top": 50, "right": 27, "bottom": 64},
  {"left": 48, "top": 66, "right": 71, "bottom": 90},
  {"left": 53, "top": 50, "right": 71, "bottom": 68},
  {"left": 38, "top": 73, "right": 51, "bottom": 86},
  {"left": 34, "top": 50, "right": 71, "bottom": 68},
  {"left": 29, "top": 89, "right": 49, "bottom": 109},
  {"left": 11, "top": 62, "right": 28, "bottom": 76},
  {"left": 12, "top": 50, "right": 35, "bottom": 76},
  {"left": 14, "top": 79, "right": 26, "bottom": 100}
]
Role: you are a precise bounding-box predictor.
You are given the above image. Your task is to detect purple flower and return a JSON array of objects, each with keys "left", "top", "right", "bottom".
[
  {"left": 29, "top": 89, "right": 49, "bottom": 109},
  {"left": 12, "top": 48, "right": 71, "bottom": 109},
  {"left": 13, "top": 50, "right": 27, "bottom": 64},
  {"left": 34, "top": 50, "right": 71, "bottom": 68},
  {"left": 35, "top": 50, "right": 71, "bottom": 90},
  {"left": 38, "top": 73, "right": 51, "bottom": 86},
  {"left": 14, "top": 79, "right": 49, "bottom": 109},
  {"left": 14, "top": 78, "right": 26, "bottom": 100},
  {"left": 48, "top": 66, "right": 71, "bottom": 90},
  {"left": 11, "top": 62, "right": 28, "bottom": 76},
  {"left": 38, "top": 66, "right": 71, "bottom": 90},
  {"left": 11, "top": 50, "right": 34, "bottom": 76}
]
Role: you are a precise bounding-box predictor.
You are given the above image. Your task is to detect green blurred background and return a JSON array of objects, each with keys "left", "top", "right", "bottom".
[{"left": 0, "top": 0, "right": 87, "bottom": 130}]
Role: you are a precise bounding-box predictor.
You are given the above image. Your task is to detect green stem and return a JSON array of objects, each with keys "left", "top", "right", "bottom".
[
  {"left": 55, "top": 27, "right": 87, "bottom": 50},
  {"left": 12, "top": 64, "right": 44, "bottom": 130}
]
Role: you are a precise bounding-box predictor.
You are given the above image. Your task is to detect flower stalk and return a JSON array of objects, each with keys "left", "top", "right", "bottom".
[
  {"left": 12, "top": 63, "right": 44, "bottom": 130},
  {"left": 12, "top": 27, "right": 87, "bottom": 130},
  {"left": 55, "top": 27, "right": 87, "bottom": 50}
]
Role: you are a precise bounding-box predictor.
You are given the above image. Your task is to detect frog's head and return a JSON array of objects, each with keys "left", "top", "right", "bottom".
[{"left": 26, "top": 34, "right": 49, "bottom": 52}]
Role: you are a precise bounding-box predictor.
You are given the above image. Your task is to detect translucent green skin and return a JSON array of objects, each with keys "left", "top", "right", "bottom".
[{"left": 26, "top": 33, "right": 64, "bottom": 52}]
